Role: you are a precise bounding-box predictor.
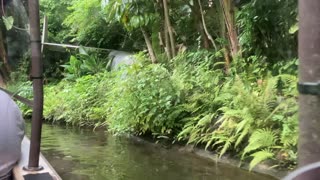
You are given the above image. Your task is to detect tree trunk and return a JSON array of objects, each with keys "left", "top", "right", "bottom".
[
  {"left": 164, "top": 23, "right": 172, "bottom": 59},
  {"left": 297, "top": 1, "right": 320, "bottom": 179},
  {"left": 192, "top": 0, "right": 209, "bottom": 49},
  {"left": 0, "top": 66, "right": 9, "bottom": 83},
  {"left": 214, "top": 0, "right": 231, "bottom": 72},
  {"left": 0, "top": 28, "right": 10, "bottom": 74},
  {"left": 197, "top": 0, "right": 217, "bottom": 50},
  {"left": 201, "top": 26, "right": 210, "bottom": 49},
  {"left": 158, "top": 0, "right": 171, "bottom": 59},
  {"left": 151, "top": 24, "right": 161, "bottom": 57},
  {"left": 219, "top": 0, "right": 230, "bottom": 72},
  {"left": 141, "top": 28, "right": 157, "bottom": 64},
  {"left": 151, "top": 0, "right": 162, "bottom": 56},
  {"left": 223, "top": 47, "right": 231, "bottom": 73},
  {"left": 220, "top": 0, "right": 240, "bottom": 58},
  {"left": 163, "top": 0, "right": 176, "bottom": 57},
  {"left": 0, "top": 73, "right": 4, "bottom": 87}
]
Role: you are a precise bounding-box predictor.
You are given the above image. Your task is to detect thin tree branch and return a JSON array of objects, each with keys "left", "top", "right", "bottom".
[
  {"left": 141, "top": 27, "right": 158, "bottom": 63},
  {"left": 197, "top": 0, "right": 217, "bottom": 50},
  {"left": 163, "top": 0, "right": 176, "bottom": 57}
]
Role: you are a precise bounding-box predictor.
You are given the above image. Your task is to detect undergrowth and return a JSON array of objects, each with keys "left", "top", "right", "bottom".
[{"left": 14, "top": 51, "right": 298, "bottom": 170}]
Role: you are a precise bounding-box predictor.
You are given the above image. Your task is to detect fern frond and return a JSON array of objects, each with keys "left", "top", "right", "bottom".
[
  {"left": 280, "top": 115, "right": 298, "bottom": 147},
  {"left": 261, "top": 77, "right": 278, "bottom": 103},
  {"left": 177, "top": 126, "right": 194, "bottom": 140},
  {"left": 208, "top": 133, "right": 229, "bottom": 149},
  {"left": 196, "top": 114, "right": 214, "bottom": 127},
  {"left": 187, "top": 128, "right": 201, "bottom": 144},
  {"left": 219, "top": 136, "right": 236, "bottom": 157},
  {"left": 249, "top": 149, "right": 274, "bottom": 170},
  {"left": 277, "top": 74, "right": 297, "bottom": 85},
  {"left": 235, "top": 125, "right": 250, "bottom": 148},
  {"left": 235, "top": 109, "right": 253, "bottom": 133},
  {"left": 205, "top": 134, "right": 220, "bottom": 150},
  {"left": 243, "top": 129, "right": 277, "bottom": 158}
]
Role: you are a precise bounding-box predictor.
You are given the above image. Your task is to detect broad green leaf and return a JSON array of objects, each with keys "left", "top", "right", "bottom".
[
  {"left": 79, "top": 46, "right": 88, "bottom": 55},
  {"left": 289, "top": 23, "right": 298, "bottom": 34},
  {"left": 2, "top": 16, "right": 14, "bottom": 30}
]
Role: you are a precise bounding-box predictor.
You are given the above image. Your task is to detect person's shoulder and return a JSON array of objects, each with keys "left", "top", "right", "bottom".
[
  {"left": 0, "top": 90, "right": 11, "bottom": 99},
  {"left": 0, "top": 90, "right": 14, "bottom": 104},
  {"left": 0, "top": 90, "right": 22, "bottom": 116}
]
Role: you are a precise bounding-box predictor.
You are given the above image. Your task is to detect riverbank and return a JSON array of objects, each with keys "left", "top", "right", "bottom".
[
  {"left": 15, "top": 52, "right": 298, "bottom": 173},
  {"left": 192, "top": 148, "right": 287, "bottom": 179},
  {"left": 129, "top": 134, "right": 287, "bottom": 179}
]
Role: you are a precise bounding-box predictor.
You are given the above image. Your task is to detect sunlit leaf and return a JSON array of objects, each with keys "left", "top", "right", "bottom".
[
  {"left": 2, "top": 16, "right": 14, "bottom": 30},
  {"left": 289, "top": 22, "right": 298, "bottom": 34}
]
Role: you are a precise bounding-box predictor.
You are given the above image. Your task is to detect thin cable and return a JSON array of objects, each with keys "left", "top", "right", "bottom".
[{"left": 12, "top": 25, "right": 28, "bottom": 31}]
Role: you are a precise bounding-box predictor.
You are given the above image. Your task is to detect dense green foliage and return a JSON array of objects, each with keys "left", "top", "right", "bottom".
[
  {"left": 237, "top": 0, "right": 297, "bottom": 60},
  {"left": 15, "top": 51, "right": 298, "bottom": 170},
  {"left": 9, "top": 0, "right": 299, "bottom": 172}
]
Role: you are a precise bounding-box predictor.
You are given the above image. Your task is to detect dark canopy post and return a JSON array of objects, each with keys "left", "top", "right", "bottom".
[
  {"left": 298, "top": 0, "right": 320, "bottom": 179},
  {"left": 26, "top": 0, "right": 44, "bottom": 170}
]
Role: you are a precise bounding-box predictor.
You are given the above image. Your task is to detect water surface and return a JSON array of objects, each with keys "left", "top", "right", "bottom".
[{"left": 26, "top": 123, "right": 275, "bottom": 180}]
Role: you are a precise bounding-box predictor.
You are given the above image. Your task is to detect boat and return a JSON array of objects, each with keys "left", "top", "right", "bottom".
[{"left": 13, "top": 137, "right": 61, "bottom": 180}]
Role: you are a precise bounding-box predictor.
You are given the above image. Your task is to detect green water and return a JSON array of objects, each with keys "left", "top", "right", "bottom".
[{"left": 26, "top": 123, "right": 276, "bottom": 180}]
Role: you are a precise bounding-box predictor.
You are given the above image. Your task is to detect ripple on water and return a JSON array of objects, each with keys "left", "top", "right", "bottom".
[{"left": 26, "top": 123, "right": 276, "bottom": 180}]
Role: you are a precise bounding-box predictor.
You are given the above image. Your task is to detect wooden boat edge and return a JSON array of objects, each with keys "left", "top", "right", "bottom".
[{"left": 13, "top": 137, "right": 61, "bottom": 180}]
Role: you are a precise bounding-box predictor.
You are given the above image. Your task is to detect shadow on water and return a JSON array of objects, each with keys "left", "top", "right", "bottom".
[{"left": 26, "top": 123, "right": 275, "bottom": 180}]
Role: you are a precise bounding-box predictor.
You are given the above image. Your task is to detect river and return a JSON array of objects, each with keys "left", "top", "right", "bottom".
[{"left": 26, "top": 123, "right": 276, "bottom": 180}]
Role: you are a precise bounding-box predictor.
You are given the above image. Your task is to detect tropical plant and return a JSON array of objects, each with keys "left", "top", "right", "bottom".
[
  {"left": 237, "top": 0, "right": 297, "bottom": 62},
  {"left": 61, "top": 47, "right": 110, "bottom": 79},
  {"left": 43, "top": 72, "right": 115, "bottom": 127},
  {"left": 102, "top": 0, "right": 160, "bottom": 63},
  {"left": 105, "top": 54, "right": 184, "bottom": 135},
  {"left": 178, "top": 70, "right": 298, "bottom": 169}
]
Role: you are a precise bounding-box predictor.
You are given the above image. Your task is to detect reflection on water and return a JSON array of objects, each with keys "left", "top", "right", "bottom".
[{"left": 26, "top": 123, "right": 275, "bottom": 180}]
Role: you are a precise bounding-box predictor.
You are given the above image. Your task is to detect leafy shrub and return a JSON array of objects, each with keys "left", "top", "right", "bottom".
[
  {"left": 61, "top": 47, "right": 110, "bottom": 80},
  {"left": 7, "top": 81, "right": 33, "bottom": 116},
  {"left": 178, "top": 73, "right": 298, "bottom": 169},
  {"left": 38, "top": 51, "right": 299, "bottom": 169},
  {"left": 105, "top": 55, "right": 184, "bottom": 136},
  {"left": 44, "top": 72, "right": 114, "bottom": 127}
]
